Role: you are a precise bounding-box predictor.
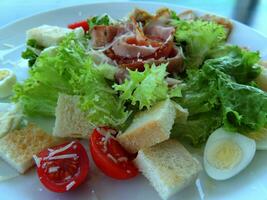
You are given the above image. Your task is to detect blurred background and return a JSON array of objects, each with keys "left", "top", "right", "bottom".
[{"left": 0, "top": 0, "right": 266, "bottom": 36}]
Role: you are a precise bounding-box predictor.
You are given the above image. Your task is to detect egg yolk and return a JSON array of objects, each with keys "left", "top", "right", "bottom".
[
  {"left": 0, "top": 70, "right": 10, "bottom": 81},
  {"left": 207, "top": 140, "right": 242, "bottom": 170}
]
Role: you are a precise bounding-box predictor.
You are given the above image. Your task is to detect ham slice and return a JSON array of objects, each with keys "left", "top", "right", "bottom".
[
  {"left": 91, "top": 25, "right": 126, "bottom": 47},
  {"left": 107, "top": 45, "right": 184, "bottom": 73},
  {"left": 144, "top": 25, "right": 174, "bottom": 41},
  {"left": 90, "top": 8, "right": 184, "bottom": 74},
  {"left": 111, "top": 35, "right": 159, "bottom": 58}
]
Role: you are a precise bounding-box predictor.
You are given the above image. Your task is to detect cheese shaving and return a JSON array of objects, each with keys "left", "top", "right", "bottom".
[
  {"left": 195, "top": 178, "right": 205, "bottom": 200},
  {"left": 48, "top": 166, "right": 60, "bottom": 173},
  {"left": 66, "top": 180, "right": 76, "bottom": 191},
  {"left": 117, "top": 157, "right": 128, "bottom": 162},
  {"left": 48, "top": 154, "right": 78, "bottom": 160},
  {"left": 33, "top": 155, "right": 41, "bottom": 168},
  {"left": 2, "top": 43, "right": 15, "bottom": 48},
  {"left": 107, "top": 153, "right": 118, "bottom": 163},
  {"left": 47, "top": 141, "right": 75, "bottom": 158},
  {"left": 65, "top": 175, "right": 72, "bottom": 180},
  {"left": 97, "top": 127, "right": 117, "bottom": 154}
]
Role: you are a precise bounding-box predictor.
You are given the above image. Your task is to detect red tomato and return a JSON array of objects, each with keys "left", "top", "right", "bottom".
[
  {"left": 35, "top": 141, "right": 89, "bottom": 193},
  {"left": 68, "top": 20, "right": 89, "bottom": 32},
  {"left": 89, "top": 127, "right": 139, "bottom": 180}
]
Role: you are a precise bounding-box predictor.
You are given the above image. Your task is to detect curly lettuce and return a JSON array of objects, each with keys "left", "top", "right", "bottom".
[
  {"left": 21, "top": 39, "right": 44, "bottom": 67},
  {"left": 14, "top": 33, "right": 129, "bottom": 127},
  {"left": 172, "top": 19, "right": 227, "bottom": 68},
  {"left": 113, "top": 63, "right": 182, "bottom": 109}
]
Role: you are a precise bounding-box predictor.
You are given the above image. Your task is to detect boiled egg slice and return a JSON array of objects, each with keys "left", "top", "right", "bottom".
[
  {"left": 0, "top": 68, "right": 17, "bottom": 98},
  {"left": 204, "top": 128, "right": 256, "bottom": 180}
]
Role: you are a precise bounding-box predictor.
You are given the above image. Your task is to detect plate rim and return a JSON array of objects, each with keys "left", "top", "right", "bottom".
[
  {"left": 0, "top": 0, "right": 266, "bottom": 39},
  {"left": 1, "top": 2, "right": 267, "bottom": 200}
]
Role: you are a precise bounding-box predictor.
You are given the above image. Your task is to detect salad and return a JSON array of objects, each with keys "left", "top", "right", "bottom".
[
  {"left": 16, "top": 8, "right": 267, "bottom": 144},
  {"left": 1, "top": 7, "right": 267, "bottom": 200}
]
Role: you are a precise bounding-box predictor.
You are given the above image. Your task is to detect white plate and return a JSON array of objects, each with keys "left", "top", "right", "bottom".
[{"left": 1, "top": 2, "right": 267, "bottom": 200}]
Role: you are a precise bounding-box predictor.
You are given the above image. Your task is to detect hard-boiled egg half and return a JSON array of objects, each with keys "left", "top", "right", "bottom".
[
  {"left": 204, "top": 128, "right": 256, "bottom": 180},
  {"left": 0, "top": 68, "right": 17, "bottom": 98}
]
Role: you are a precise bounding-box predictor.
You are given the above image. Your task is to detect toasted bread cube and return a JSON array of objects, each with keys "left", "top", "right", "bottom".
[
  {"left": 134, "top": 139, "right": 202, "bottom": 200},
  {"left": 53, "top": 93, "right": 94, "bottom": 138},
  {"left": 117, "top": 99, "right": 176, "bottom": 153},
  {"left": 26, "top": 25, "right": 84, "bottom": 47},
  {"left": 0, "top": 124, "right": 63, "bottom": 173}
]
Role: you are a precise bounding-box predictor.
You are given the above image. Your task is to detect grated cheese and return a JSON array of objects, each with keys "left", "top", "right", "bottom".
[
  {"left": 48, "top": 154, "right": 78, "bottom": 161},
  {"left": 97, "top": 127, "right": 117, "bottom": 154},
  {"left": 195, "top": 178, "right": 205, "bottom": 200},
  {"left": 117, "top": 157, "right": 128, "bottom": 162},
  {"left": 107, "top": 153, "right": 118, "bottom": 163},
  {"left": 65, "top": 175, "right": 72, "bottom": 180},
  {"left": 2, "top": 43, "right": 15, "bottom": 48},
  {"left": 47, "top": 141, "right": 75, "bottom": 158},
  {"left": 66, "top": 181, "right": 76, "bottom": 191},
  {"left": 48, "top": 166, "right": 60, "bottom": 173},
  {"left": 33, "top": 155, "right": 41, "bottom": 168}
]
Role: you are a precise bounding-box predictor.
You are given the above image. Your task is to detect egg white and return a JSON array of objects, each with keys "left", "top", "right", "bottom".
[
  {"left": 204, "top": 128, "right": 256, "bottom": 180},
  {"left": 0, "top": 68, "right": 17, "bottom": 99}
]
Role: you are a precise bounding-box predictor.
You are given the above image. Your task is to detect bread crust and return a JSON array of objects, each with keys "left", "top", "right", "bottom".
[
  {"left": 0, "top": 124, "right": 64, "bottom": 173},
  {"left": 117, "top": 100, "right": 176, "bottom": 153},
  {"left": 53, "top": 93, "right": 94, "bottom": 138},
  {"left": 134, "top": 139, "right": 202, "bottom": 200}
]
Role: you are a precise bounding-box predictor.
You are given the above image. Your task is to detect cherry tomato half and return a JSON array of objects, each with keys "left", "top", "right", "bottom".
[
  {"left": 68, "top": 20, "right": 89, "bottom": 32},
  {"left": 35, "top": 141, "right": 89, "bottom": 193},
  {"left": 89, "top": 127, "right": 139, "bottom": 180}
]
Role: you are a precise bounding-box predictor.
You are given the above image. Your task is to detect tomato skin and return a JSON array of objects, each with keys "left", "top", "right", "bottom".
[
  {"left": 36, "top": 141, "right": 89, "bottom": 193},
  {"left": 68, "top": 20, "right": 89, "bottom": 32},
  {"left": 90, "top": 128, "right": 139, "bottom": 180}
]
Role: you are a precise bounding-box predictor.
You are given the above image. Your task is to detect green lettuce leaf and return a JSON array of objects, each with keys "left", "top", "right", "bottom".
[
  {"left": 207, "top": 45, "right": 261, "bottom": 84},
  {"left": 173, "top": 46, "right": 265, "bottom": 145},
  {"left": 21, "top": 39, "right": 44, "bottom": 67},
  {"left": 218, "top": 77, "right": 267, "bottom": 132},
  {"left": 172, "top": 19, "right": 227, "bottom": 68},
  {"left": 113, "top": 63, "right": 182, "bottom": 109},
  {"left": 88, "top": 14, "right": 112, "bottom": 29},
  {"left": 69, "top": 61, "right": 130, "bottom": 127},
  {"left": 172, "top": 110, "right": 222, "bottom": 146},
  {"left": 14, "top": 32, "right": 129, "bottom": 127},
  {"left": 13, "top": 78, "right": 58, "bottom": 116}
]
